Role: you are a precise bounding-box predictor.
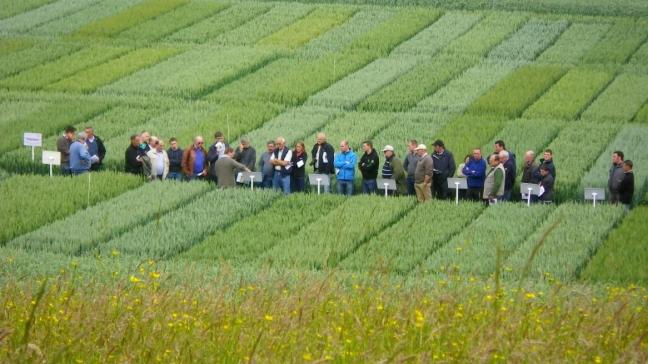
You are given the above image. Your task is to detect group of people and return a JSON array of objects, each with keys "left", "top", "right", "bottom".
[
  {"left": 54, "top": 126, "right": 635, "bottom": 210},
  {"left": 56, "top": 126, "right": 105, "bottom": 175}
]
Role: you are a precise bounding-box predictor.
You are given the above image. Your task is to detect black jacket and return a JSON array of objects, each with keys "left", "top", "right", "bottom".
[
  {"left": 619, "top": 171, "right": 634, "bottom": 204},
  {"left": 503, "top": 158, "right": 516, "bottom": 191},
  {"left": 167, "top": 148, "right": 184, "bottom": 173},
  {"left": 291, "top": 152, "right": 308, "bottom": 178},
  {"left": 539, "top": 173, "right": 554, "bottom": 202},
  {"left": 534, "top": 159, "right": 556, "bottom": 180},
  {"left": 88, "top": 136, "right": 106, "bottom": 171},
  {"left": 125, "top": 145, "right": 144, "bottom": 174},
  {"left": 359, "top": 149, "right": 379, "bottom": 180},
  {"left": 311, "top": 142, "right": 335, "bottom": 174},
  {"left": 521, "top": 162, "right": 539, "bottom": 183},
  {"left": 432, "top": 150, "right": 456, "bottom": 178}
]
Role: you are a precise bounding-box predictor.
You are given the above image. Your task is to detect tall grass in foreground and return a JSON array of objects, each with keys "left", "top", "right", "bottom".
[{"left": 1, "top": 267, "right": 646, "bottom": 363}]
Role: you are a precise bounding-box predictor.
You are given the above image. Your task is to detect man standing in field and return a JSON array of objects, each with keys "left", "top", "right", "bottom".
[
  {"left": 85, "top": 126, "right": 105, "bottom": 172},
  {"left": 270, "top": 137, "right": 292, "bottom": 194},
  {"left": 359, "top": 140, "right": 379, "bottom": 194},
  {"left": 182, "top": 136, "right": 208, "bottom": 180},
  {"left": 258, "top": 140, "right": 275, "bottom": 188},
  {"left": 414, "top": 144, "right": 433, "bottom": 202},
  {"left": 69, "top": 132, "right": 92, "bottom": 175},
  {"left": 216, "top": 147, "right": 250, "bottom": 188},
  {"left": 534, "top": 149, "right": 556, "bottom": 180},
  {"left": 403, "top": 139, "right": 419, "bottom": 196},
  {"left": 483, "top": 154, "right": 505, "bottom": 205},
  {"left": 431, "top": 139, "right": 455, "bottom": 199},
  {"left": 608, "top": 151, "right": 625, "bottom": 204},
  {"left": 499, "top": 150, "right": 516, "bottom": 201},
  {"left": 125, "top": 134, "right": 144, "bottom": 175},
  {"left": 207, "top": 131, "right": 228, "bottom": 184},
  {"left": 381, "top": 145, "right": 407, "bottom": 195},
  {"left": 619, "top": 160, "right": 634, "bottom": 212},
  {"left": 311, "top": 132, "right": 335, "bottom": 193},
  {"left": 233, "top": 137, "right": 256, "bottom": 171},
  {"left": 167, "top": 137, "right": 184, "bottom": 181},
  {"left": 56, "top": 126, "right": 76, "bottom": 175},
  {"left": 334, "top": 140, "right": 356, "bottom": 196},
  {"left": 538, "top": 165, "right": 554, "bottom": 204},
  {"left": 462, "top": 148, "right": 487, "bottom": 201}
]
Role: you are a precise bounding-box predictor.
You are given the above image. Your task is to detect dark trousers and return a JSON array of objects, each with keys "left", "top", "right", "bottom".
[
  {"left": 432, "top": 174, "right": 448, "bottom": 199},
  {"left": 466, "top": 188, "right": 482, "bottom": 201},
  {"left": 406, "top": 176, "right": 415, "bottom": 196},
  {"left": 292, "top": 176, "right": 306, "bottom": 192}
]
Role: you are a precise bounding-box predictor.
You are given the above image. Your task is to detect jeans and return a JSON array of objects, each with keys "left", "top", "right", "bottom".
[
  {"left": 60, "top": 165, "right": 71, "bottom": 176},
  {"left": 273, "top": 173, "right": 291, "bottom": 194},
  {"left": 71, "top": 169, "right": 89, "bottom": 175},
  {"left": 406, "top": 176, "right": 415, "bottom": 196},
  {"left": 167, "top": 172, "right": 183, "bottom": 181},
  {"left": 362, "top": 179, "right": 377, "bottom": 194},
  {"left": 432, "top": 174, "right": 448, "bottom": 199},
  {"left": 337, "top": 180, "right": 353, "bottom": 196},
  {"left": 292, "top": 176, "right": 306, "bottom": 192},
  {"left": 501, "top": 189, "right": 512, "bottom": 202},
  {"left": 261, "top": 175, "right": 273, "bottom": 188}
]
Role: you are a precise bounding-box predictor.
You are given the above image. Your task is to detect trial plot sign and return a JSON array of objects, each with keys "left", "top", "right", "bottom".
[
  {"left": 23, "top": 132, "right": 42, "bottom": 147},
  {"left": 42, "top": 150, "right": 61, "bottom": 165}
]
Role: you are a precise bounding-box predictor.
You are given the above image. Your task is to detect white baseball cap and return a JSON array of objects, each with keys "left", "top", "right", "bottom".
[
  {"left": 382, "top": 145, "right": 394, "bottom": 152},
  {"left": 415, "top": 144, "right": 427, "bottom": 150}
]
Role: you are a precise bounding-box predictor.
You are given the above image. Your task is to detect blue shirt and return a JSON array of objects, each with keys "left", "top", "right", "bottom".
[
  {"left": 193, "top": 147, "right": 205, "bottom": 175},
  {"left": 334, "top": 150, "right": 357, "bottom": 181},
  {"left": 462, "top": 157, "right": 487, "bottom": 189},
  {"left": 69, "top": 141, "right": 91, "bottom": 172}
]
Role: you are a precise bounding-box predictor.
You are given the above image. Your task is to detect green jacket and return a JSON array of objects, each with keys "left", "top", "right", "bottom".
[{"left": 391, "top": 157, "right": 407, "bottom": 195}]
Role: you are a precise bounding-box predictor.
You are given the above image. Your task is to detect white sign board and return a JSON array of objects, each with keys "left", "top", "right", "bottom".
[
  {"left": 520, "top": 183, "right": 541, "bottom": 196},
  {"left": 23, "top": 132, "right": 42, "bottom": 147},
  {"left": 42, "top": 150, "right": 61, "bottom": 166},
  {"left": 308, "top": 174, "right": 331, "bottom": 186},
  {"left": 377, "top": 178, "right": 396, "bottom": 191},
  {"left": 447, "top": 178, "right": 468, "bottom": 190},
  {"left": 584, "top": 188, "right": 606, "bottom": 201},
  {"left": 237, "top": 171, "right": 262, "bottom": 184}
]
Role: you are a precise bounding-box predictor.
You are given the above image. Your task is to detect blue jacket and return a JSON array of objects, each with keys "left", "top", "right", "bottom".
[
  {"left": 462, "top": 157, "right": 486, "bottom": 189},
  {"left": 69, "top": 141, "right": 91, "bottom": 172},
  {"left": 334, "top": 150, "right": 357, "bottom": 181}
]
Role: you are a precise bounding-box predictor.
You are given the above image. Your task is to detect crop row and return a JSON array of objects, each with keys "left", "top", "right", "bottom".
[
  {"left": 358, "top": 54, "right": 477, "bottom": 112},
  {"left": 423, "top": 203, "right": 554, "bottom": 277},
  {"left": 47, "top": 47, "right": 181, "bottom": 93},
  {"left": 340, "top": 201, "right": 484, "bottom": 274},
  {"left": 391, "top": 11, "right": 481, "bottom": 57},
  {"left": 0, "top": 0, "right": 53, "bottom": 21},
  {"left": 486, "top": 18, "right": 568, "bottom": 64},
  {"left": 73, "top": 0, "right": 188, "bottom": 38},
  {"left": 535, "top": 22, "right": 611, "bottom": 65},
  {"left": 306, "top": 56, "right": 420, "bottom": 110},
  {"left": 581, "top": 206, "right": 648, "bottom": 285},
  {"left": 7, "top": 181, "right": 211, "bottom": 256},
  {"left": 0, "top": 45, "right": 131, "bottom": 90},
  {"left": 0, "top": 98, "right": 109, "bottom": 154},
  {"left": 503, "top": 203, "right": 624, "bottom": 282},
  {"left": 101, "top": 189, "right": 278, "bottom": 259},
  {"left": 465, "top": 64, "right": 566, "bottom": 118},
  {"left": 414, "top": 61, "right": 516, "bottom": 113},
  {"left": 182, "top": 194, "right": 345, "bottom": 264},
  {"left": 166, "top": 2, "right": 272, "bottom": 44},
  {"left": 258, "top": 196, "right": 416, "bottom": 269},
  {"left": 0, "top": 0, "right": 97, "bottom": 34},
  {"left": 580, "top": 73, "right": 648, "bottom": 122},
  {"left": 116, "top": 1, "right": 227, "bottom": 43},
  {"left": 523, "top": 67, "right": 614, "bottom": 120},
  {"left": 581, "top": 18, "right": 648, "bottom": 65},
  {"left": 212, "top": 3, "right": 314, "bottom": 46},
  {"left": 0, "top": 41, "right": 81, "bottom": 79},
  {"left": 101, "top": 46, "right": 280, "bottom": 98},
  {"left": 257, "top": 6, "right": 355, "bottom": 50},
  {"left": 28, "top": 0, "right": 141, "bottom": 36},
  {"left": 578, "top": 124, "right": 648, "bottom": 201},
  {"left": 0, "top": 172, "right": 142, "bottom": 244}
]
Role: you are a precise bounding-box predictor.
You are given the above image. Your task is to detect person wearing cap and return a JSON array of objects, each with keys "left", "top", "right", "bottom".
[
  {"left": 537, "top": 165, "right": 554, "bottom": 203},
  {"left": 403, "top": 139, "right": 419, "bottom": 196},
  {"left": 414, "top": 144, "right": 434, "bottom": 202},
  {"left": 69, "top": 132, "right": 92, "bottom": 175},
  {"left": 234, "top": 136, "right": 256, "bottom": 171},
  {"left": 359, "top": 140, "right": 379, "bottom": 194},
  {"left": 462, "top": 148, "right": 487, "bottom": 201},
  {"left": 334, "top": 140, "right": 356, "bottom": 196},
  {"left": 381, "top": 145, "right": 406, "bottom": 195},
  {"left": 483, "top": 154, "right": 505, "bottom": 205},
  {"left": 432, "top": 139, "right": 455, "bottom": 199},
  {"left": 618, "top": 160, "right": 634, "bottom": 212},
  {"left": 57, "top": 126, "right": 76, "bottom": 175}
]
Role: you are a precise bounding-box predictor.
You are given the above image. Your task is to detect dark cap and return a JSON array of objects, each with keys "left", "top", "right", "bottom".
[{"left": 432, "top": 139, "right": 444, "bottom": 147}]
